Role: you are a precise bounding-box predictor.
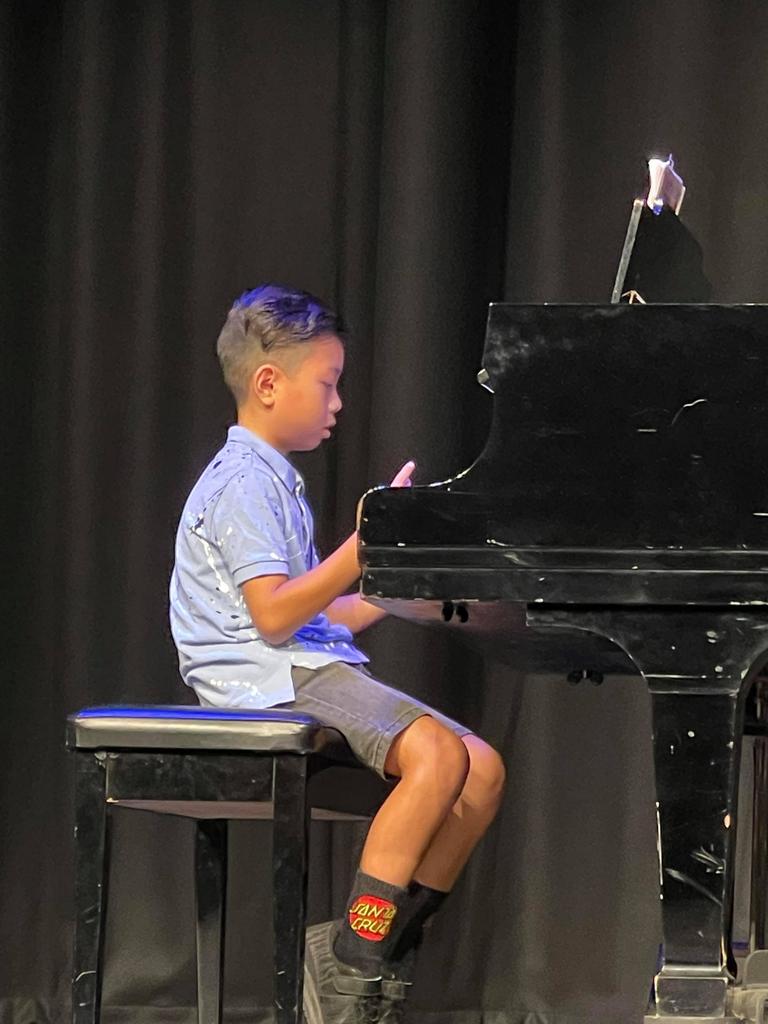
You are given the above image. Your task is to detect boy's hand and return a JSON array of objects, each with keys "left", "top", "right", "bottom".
[
  {"left": 355, "top": 461, "right": 416, "bottom": 530},
  {"left": 390, "top": 460, "right": 416, "bottom": 488}
]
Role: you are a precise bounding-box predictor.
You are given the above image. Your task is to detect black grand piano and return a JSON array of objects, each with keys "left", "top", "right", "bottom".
[{"left": 358, "top": 302, "right": 768, "bottom": 1023}]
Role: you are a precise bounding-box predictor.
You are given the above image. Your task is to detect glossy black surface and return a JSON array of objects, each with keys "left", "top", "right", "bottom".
[
  {"left": 362, "top": 304, "right": 768, "bottom": 603},
  {"left": 359, "top": 304, "right": 768, "bottom": 1020},
  {"left": 195, "top": 820, "right": 228, "bottom": 1024},
  {"left": 72, "top": 753, "right": 111, "bottom": 1024}
]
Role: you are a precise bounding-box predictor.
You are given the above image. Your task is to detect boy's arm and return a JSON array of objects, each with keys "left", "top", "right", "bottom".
[
  {"left": 241, "top": 533, "right": 359, "bottom": 646},
  {"left": 325, "top": 593, "right": 387, "bottom": 633},
  {"left": 240, "top": 461, "right": 415, "bottom": 646},
  {"left": 321, "top": 460, "right": 414, "bottom": 634}
]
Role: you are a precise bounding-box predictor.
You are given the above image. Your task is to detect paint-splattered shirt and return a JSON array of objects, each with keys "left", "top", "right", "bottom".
[{"left": 169, "top": 425, "right": 367, "bottom": 707}]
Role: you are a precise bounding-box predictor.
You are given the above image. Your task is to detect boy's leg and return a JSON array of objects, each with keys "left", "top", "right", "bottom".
[
  {"left": 358, "top": 715, "right": 471, "bottom": 886},
  {"left": 336, "top": 723, "right": 505, "bottom": 976},
  {"left": 378, "top": 733, "right": 506, "bottom": 973},
  {"left": 292, "top": 663, "right": 505, "bottom": 1020},
  {"left": 399, "top": 734, "right": 507, "bottom": 891},
  {"left": 333, "top": 715, "right": 469, "bottom": 974}
]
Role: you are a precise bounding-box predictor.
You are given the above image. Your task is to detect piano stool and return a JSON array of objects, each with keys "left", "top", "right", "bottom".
[{"left": 67, "top": 704, "right": 389, "bottom": 1024}]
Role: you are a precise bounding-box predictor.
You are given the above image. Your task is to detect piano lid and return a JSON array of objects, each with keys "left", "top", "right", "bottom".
[{"left": 361, "top": 303, "right": 768, "bottom": 559}]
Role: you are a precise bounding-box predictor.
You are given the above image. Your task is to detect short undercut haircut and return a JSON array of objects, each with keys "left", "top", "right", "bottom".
[{"left": 216, "top": 283, "right": 343, "bottom": 404}]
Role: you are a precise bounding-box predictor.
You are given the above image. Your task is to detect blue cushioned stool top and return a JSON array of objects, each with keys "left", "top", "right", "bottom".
[
  {"left": 67, "top": 704, "right": 352, "bottom": 756},
  {"left": 77, "top": 705, "right": 317, "bottom": 722}
]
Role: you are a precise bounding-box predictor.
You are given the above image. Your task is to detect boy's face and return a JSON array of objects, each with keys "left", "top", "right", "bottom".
[{"left": 274, "top": 333, "right": 345, "bottom": 452}]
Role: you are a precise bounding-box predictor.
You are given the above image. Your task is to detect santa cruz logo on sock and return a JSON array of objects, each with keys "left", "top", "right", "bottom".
[{"left": 348, "top": 895, "right": 397, "bottom": 941}]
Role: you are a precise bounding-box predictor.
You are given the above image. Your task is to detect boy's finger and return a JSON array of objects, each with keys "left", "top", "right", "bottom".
[{"left": 390, "top": 460, "right": 416, "bottom": 487}]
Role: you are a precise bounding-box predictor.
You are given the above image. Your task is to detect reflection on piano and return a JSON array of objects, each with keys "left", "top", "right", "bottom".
[{"left": 359, "top": 303, "right": 768, "bottom": 1023}]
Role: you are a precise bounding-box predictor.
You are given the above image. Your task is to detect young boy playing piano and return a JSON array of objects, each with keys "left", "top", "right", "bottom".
[{"left": 169, "top": 284, "right": 506, "bottom": 1024}]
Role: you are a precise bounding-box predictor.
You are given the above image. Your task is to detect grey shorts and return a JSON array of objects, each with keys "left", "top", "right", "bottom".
[{"left": 289, "top": 661, "right": 473, "bottom": 779}]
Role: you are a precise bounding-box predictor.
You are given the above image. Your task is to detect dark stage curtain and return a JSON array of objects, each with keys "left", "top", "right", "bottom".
[{"left": 3, "top": 1, "right": 768, "bottom": 1021}]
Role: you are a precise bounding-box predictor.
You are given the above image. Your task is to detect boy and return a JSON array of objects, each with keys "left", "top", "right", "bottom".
[{"left": 169, "top": 285, "right": 506, "bottom": 1024}]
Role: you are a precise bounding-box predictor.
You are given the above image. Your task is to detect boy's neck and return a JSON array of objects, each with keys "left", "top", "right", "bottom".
[{"left": 236, "top": 411, "right": 290, "bottom": 457}]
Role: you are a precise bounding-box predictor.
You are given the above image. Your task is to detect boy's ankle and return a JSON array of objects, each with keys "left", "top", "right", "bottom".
[
  {"left": 334, "top": 869, "right": 408, "bottom": 974},
  {"left": 332, "top": 930, "right": 384, "bottom": 982}
]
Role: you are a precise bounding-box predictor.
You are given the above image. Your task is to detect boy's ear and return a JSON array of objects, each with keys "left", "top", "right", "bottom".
[{"left": 251, "top": 364, "right": 280, "bottom": 407}]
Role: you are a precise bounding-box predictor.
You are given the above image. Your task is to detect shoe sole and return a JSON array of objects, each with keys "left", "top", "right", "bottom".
[{"left": 303, "top": 957, "right": 323, "bottom": 1024}]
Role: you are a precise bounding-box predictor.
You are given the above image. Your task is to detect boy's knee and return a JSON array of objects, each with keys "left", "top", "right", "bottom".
[
  {"left": 463, "top": 737, "right": 506, "bottom": 810},
  {"left": 398, "top": 716, "right": 469, "bottom": 794}
]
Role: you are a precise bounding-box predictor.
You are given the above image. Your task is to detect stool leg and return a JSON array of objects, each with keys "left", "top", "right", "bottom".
[
  {"left": 195, "top": 819, "right": 228, "bottom": 1024},
  {"left": 72, "top": 751, "right": 111, "bottom": 1024},
  {"left": 272, "top": 756, "right": 310, "bottom": 1024}
]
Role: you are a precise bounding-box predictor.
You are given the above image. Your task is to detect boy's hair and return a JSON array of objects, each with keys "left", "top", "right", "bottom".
[{"left": 216, "top": 283, "right": 343, "bottom": 404}]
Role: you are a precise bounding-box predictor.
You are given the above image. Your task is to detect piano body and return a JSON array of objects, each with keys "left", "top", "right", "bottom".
[{"left": 358, "top": 303, "right": 768, "bottom": 1023}]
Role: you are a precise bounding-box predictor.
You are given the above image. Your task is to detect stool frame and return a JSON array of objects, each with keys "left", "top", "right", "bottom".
[{"left": 69, "top": 707, "right": 373, "bottom": 1024}]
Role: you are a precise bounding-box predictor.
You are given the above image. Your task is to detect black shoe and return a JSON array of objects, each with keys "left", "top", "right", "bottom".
[
  {"left": 303, "top": 921, "right": 382, "bottom": 1024},
  {"left": 379, "top": 948, "right": 417, "bottom": 1024}
]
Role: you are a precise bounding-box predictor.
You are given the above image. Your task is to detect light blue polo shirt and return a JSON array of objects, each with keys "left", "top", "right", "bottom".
[{"left": 169, "top": 425, "right": 368, "bottom": 707}]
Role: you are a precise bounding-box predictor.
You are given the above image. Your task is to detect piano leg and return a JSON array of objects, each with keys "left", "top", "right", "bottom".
[
  {"left": 527, "top": 607, "right": 768, "bottom": 1023},
  {"left": 726, "top": 679, "right": 768, "bottom": 1024},
  {"left": 648, "top": 687, "right": 742, "bottom": 1020},
  {"left": 749, "top": 679, "right": 768, "bottom": 955}
]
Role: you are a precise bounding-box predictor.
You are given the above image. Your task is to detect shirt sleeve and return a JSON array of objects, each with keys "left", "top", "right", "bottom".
[{"left": 214, "top": 469, "right": 291, "bottom": 586}]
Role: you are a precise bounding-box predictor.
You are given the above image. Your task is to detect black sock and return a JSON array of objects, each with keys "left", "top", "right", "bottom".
[
  {"left": 386, "top": 881, "right": 448, "bottom": 964},
  {"left": 333, "top": 870, "right": 408, "bottom": 975}
]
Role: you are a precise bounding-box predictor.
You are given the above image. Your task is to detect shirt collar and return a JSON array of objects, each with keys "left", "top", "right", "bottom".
[{"left": 226, "top": 425, "right": 304, "bottom": 496}]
